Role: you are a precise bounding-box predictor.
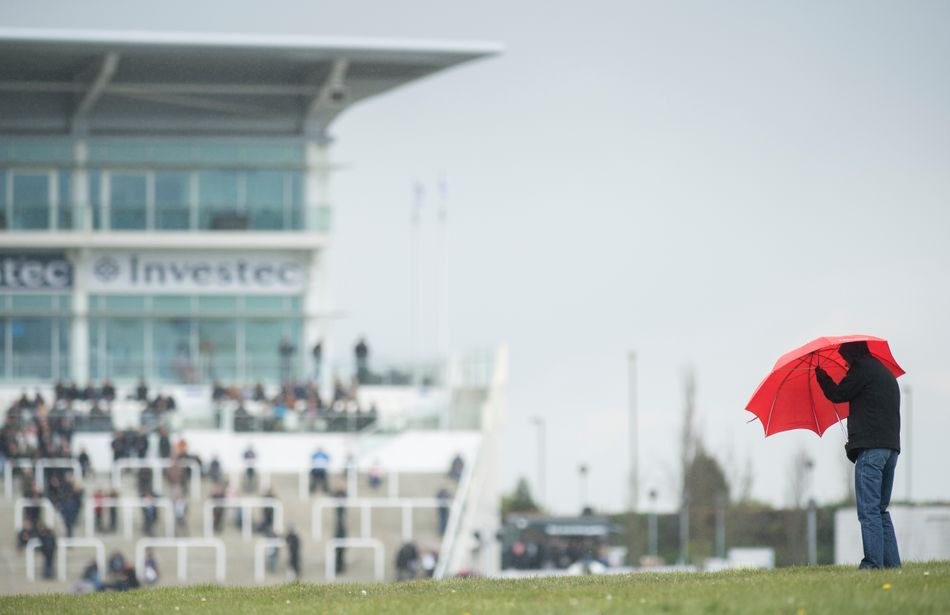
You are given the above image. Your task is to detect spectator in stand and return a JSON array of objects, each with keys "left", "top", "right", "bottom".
[
  {"left": 110, "top": 431, "right": 125, "bottom": 462},
  {"left": 158, "top": 427, "right": 171, "bottom": 459},
  {"left": 142, "top": 490, "right": 159, "bottom": 536},
  {"left": 334, "top": 484, "right": 347, "bottom": 574},
  {"left": 332, "top": 378, "right": 348, "bottom": 405},
  {"left": 77, "top": 447, "right": 92, "bottom": 478},
  {"left": 257, "top": 488, "right": 278, "bottom": 534},
  {"left": 60, "top": 474, "right": 83, "bottom": 538},
  {"left": 354, "top": 337, "right": 370, "bottom": 384},
  {"left": 134, "top": 428, "right": 149, "bottom": 458},
  {"left": 211, "top": 481, "right": 227, "bottom": 533},
  {"left": 448, "top": 453, "right": 464, "bottom": 482},
  {"left": 309, "top": 447, "right": 330, "bottom": 494},
  {"left": 243, "top": 443, "right": 258, "bottom": 493},
  {"left": 279, "top": 336, "right": 295, "bottom": 384},
  {"left": 107, "top": 488, "right": 119, "bottom": 532},
  {"left": 37, "top": 521, "right": 57, "bottom": 580},
  {"left": 135, "top": 377, "right": 148, "bottom": 402},
  {"left": 311, "top": 339, "right": 323, "bottom": 383},
  {"left": 173, "top": 489, "right": 188, "bottom": 536},
  {"left": 208, "top": 455, "right": 223, "bottom": 485},
  {"left": 16, "top": 518, "right": 37, "bottom": 551},
  {"left": 143, "top": 549, "right": 160, "bottom": 586},
  {"left": 101, "top": 379, "right": 116, "bottom": 403},
  {"left": 286, "top": 525, "right": 301, "bottom": 579},
  {"left": 436, "top": 487, "right": 452, "bottom": 535},
  {"left": 93, "top": 489, "right": 106, "bottom": 532},
  {"left": 108, "top": 550, "right": 126, "bottom": 577},
  {"left": 212, "top": 380, "right": 227, "bottom": 402},
  {"left": 253, "top": 382, "right": 267, "bottom": 402},
  {"left": 367, "top": 459, "right": 384, "bottom": 491},
  {"left": 395, "top": 541, "right": 419, "bottom": 581}
]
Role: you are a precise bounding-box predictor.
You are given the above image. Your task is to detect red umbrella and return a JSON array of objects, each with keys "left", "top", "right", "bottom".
[{"left": 746, "top": 335, "right": 905, "bottom": 437}]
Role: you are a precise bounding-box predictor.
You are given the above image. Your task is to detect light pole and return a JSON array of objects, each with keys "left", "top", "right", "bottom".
[
  {"left": 627, "top": 352, "right": 639, "bottom": 513},
  {"left": 903, "top": 385, "right": 912, "bottom": 502},
  {"left": 648, "top": 488, "right": 658, "bottom": 558},
  {"left": 578, "top": 464, "right": 589, "bottom": 513},
  {"left": 531, "top": 416, "right": 546, "bottom": 509}
]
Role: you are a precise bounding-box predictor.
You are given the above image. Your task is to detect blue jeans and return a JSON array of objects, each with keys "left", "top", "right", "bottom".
[{"left": 855, "top": 448, "right": 901, "bottom": 569}]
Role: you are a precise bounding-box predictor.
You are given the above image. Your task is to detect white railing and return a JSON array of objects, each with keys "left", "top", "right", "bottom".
[
  {"left": 4, "top": 459, "right": 40, "bottom": 498},
  {"left": 56, "top": 537, "right": 107, "bottom": 582},
  {"left": 14, "top": 497, "right": 56, "bottom": 531},
  {"left": 254, "top": 537, "right": 285, "bottom": 582},
  {"left": 24, "top": 533, "right": 106, "bottom": 582},
  {"left": 83, "top": 497, "right": 174, "bottom": 539},
  {"left": 228, "top": 465, "right": 272, "bottom": 492},
  {"left": 135, "top": 537, "right": 227, "bottom": 583},
  {"left": 434, "top": 450, "right": 479, "bottom": 580},
  {"left": 324, "top": 537, "right": 384, "bottom": 582},
  {"left": 112, "top": 458, "right": 202, "bottom": 500},
  {"left": 203, "top": 497, "right": 284, "bottom": 540},
  {"left": 311, "top": 497, "right": 445, "bottom": 541},
  {"left": 35, "top": 458, "right": 83, "bottom": 489}
]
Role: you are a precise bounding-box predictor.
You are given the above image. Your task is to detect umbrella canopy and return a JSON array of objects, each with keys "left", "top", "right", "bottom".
[{"left": 746, "top": 335, "right": 905, "bottom": 437}]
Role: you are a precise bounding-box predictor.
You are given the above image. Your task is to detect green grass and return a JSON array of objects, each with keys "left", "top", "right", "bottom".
[{"left": 2, "top": 562, "right": 948, "bottom": 615}]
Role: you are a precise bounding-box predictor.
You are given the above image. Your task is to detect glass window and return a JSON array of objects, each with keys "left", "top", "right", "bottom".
[
  {"left": 153, "top": 318, "right": 194, "bottom": 382},
  {"left": 155, "top": 172, "right": 190, "bottom": 230},
  {"left": 12, "top": 140, "right": 72, "bottom": 164},
  {"left": 12, "top": 172, "right": 50, "bottom": 230},
  {"left": 198, "top": 319, "right": 237, "bottom": 381},
  {"left": 11, "top": 317, "right": 52, "bottom": 378},
  {"left": 247, "top": 171, "right": 285, "bottom": 230},
  {"left": 244, "top": 295, "right": 287, "bottom": 313},
  {"left": 104, "top": 295, "right": 146, "bottom": 311},
  {"left": 110, "top": 173, "right": 147, "bottom": 230},
  {"left": 152, "top": 295, "right": 192, "bottom": 313},
  {"left": 0, "top": 172, "right": 6, "bottom": 230},
  {"left": 57, "top": 317, "right": 69, "bottom": 380},
  {"left": 0, "top": 318, "right": 6, "bottom": 377},
  {"left": 90, "top": 170, "right": 102, "bottom": 230},
  {"left": 88, "top": 318, "right": 100, "bottom": 379},
  {"left": 105, "top": 318, "right": 145, "bottom": 379},
  {"left": 11, "top": 295, "right": 53, "bottom": 310},
  {"left": 198, "top": 296, "right": 237, "bottom": 313},
  {"left": 199, "top": 170, "right": 242, "bottom": 230},
  {"left": 58, "top": 170, "right": 73, "bottom": 230},
  {"left": 244, "top": 319, "right": 282, "bottom": 382}
]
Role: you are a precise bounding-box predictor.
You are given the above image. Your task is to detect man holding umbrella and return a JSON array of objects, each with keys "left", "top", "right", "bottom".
[{"left": 814, "top": 340, "right": 901, "bottom": 569}]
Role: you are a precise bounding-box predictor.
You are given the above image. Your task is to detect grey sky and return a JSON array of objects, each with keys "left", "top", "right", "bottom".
[{"left": 3, "top": 0, "right": 949, "bottom": 513}]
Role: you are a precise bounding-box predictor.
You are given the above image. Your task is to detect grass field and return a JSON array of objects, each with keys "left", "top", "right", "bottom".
[{"left": 1, "top": 561, "right": 948, "bottom": 615}]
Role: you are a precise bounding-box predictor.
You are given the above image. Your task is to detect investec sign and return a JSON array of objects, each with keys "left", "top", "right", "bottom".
[
  {"left": 84, "top": 252, "right": 305, "bottom": 295},
  {"left": 0, "top": 252, "right": 73, "bottom": 291}
]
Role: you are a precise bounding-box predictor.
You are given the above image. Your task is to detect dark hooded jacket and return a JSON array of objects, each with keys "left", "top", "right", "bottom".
[{"left": 815, "top": 344, "right": 901, "bottom": 462}]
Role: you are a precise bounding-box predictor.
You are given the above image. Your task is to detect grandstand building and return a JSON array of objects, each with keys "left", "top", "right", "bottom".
[
  {"left": 0, "top": 28, "right": 499, "bottom": 384},
  {"left": 0, "top": 28, "right": 505, "bottom": 592}
]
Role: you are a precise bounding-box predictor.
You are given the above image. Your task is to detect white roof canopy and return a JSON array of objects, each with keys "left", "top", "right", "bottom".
[{"left": 0, "top": 28, "right": 502, "bottom": 137}]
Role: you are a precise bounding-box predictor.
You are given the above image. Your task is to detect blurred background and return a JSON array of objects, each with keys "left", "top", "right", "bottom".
[{"left": 0, "top": 0, "right": 948, "bottom": 593}]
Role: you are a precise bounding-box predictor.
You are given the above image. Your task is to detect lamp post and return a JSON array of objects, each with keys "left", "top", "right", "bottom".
[
  {"left": 531, "top": 416, "right": 546, "bottom": 509},
  {"left": 648, "top": 488, "right": 658, "bottom": 558},
  {"left": 578, "top": 464, "right": 589, "bottom": 512}
]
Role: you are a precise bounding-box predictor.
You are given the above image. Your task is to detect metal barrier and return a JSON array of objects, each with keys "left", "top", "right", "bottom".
[
  {"left": 112, "top": 458, "right": 202, "bottom": 500},
  {"left": 83, "top": 496, "right": 174, "bottom": 539},
  {"left": 134, "top": 537, "right": 227, "bottom": 583},
  {"left": 55, "top": 537, "right": 106, "bottom": 582},
  {"left": 254, "top": 537, "right": 286, "bottom": 582},
  {"left": 203, "top": 497, "right": 284, "bottom": 540},
  {"left": 3, "top": 459, "right": 40, "bottom": 498},
  {"left": 311, "top": 497, "right": 445, "bottom": 541},
  {"left": 14, "top": 497, "right": 57, "bottom": 531},
  {"left": 324, "top": 537, "right": 384, "bottom": 582}
]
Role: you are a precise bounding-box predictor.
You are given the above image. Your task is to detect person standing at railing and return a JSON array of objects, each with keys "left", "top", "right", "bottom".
[
  {"left": 354, "top": 337, "right": 370, "bottom": 384},
  {"left": 311, "top": 339, "right": 323, "bottom": 384},
  {"left": 37, "top": 521, "right": 57, "bottom": 580},
  {"left": 279, "top": 336, "right": 296, "bottom": 385},
  {"left": 309, "top": 447, "right": 330, "bottom": 495},
  {"left": 286, "top": 525, "right": 301, "bottom": 579}
]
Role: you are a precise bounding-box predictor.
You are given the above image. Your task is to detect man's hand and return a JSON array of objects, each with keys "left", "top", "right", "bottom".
[{"left": 815, "top": 366, "right": 828, "bottom": 380}]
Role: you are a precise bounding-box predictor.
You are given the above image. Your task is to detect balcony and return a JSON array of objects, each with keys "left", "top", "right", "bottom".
[{"left": 0, "top": 203, "right": 331, "bottom": 234}]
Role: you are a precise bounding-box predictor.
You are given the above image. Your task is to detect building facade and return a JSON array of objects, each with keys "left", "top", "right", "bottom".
[{"left": 0, "top": 28, "right": 498, "bottom": 384}]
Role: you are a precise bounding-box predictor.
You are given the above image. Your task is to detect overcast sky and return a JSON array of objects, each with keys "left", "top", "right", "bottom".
[{"left": 3, "top": 0, "right": 949, "bottom": 513}]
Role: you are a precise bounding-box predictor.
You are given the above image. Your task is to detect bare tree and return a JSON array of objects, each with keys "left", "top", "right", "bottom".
[{"left": 722, "top": 437, "right": 755, "bottom": 504}]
